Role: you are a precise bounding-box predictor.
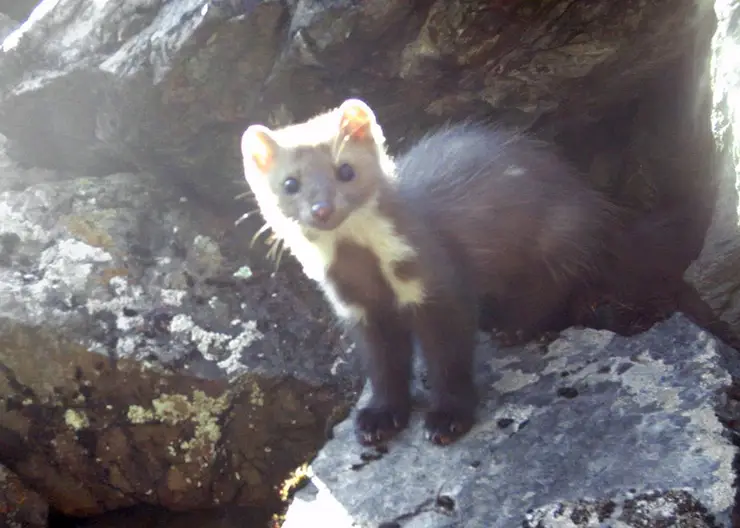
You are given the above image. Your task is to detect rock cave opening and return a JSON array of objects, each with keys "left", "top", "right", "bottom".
[{"left": 527, "top": 14, "right": 726, "bottom": 344}]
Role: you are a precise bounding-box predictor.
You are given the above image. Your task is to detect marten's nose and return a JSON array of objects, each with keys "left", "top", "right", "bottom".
[{"left": 311, "top": 201, "right": 334, "bottom": 222}]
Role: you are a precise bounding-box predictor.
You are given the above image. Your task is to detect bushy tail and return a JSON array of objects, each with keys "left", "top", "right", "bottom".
[
  {"left": 610, "top": 204, "right": 701, "bottom": 292},
  {"left": 603, "top": 203, "right": 737, "bottom": 344}
]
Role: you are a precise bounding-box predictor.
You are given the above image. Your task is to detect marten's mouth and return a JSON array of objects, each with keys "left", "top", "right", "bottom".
[
  {"left": 302, "top": 215, "right": 349, "bottom": 234},
  {"left": 301, "top": 207, "right": 349, "bottom": 232},
  {"left": 304, "top": 219, "right": 342, "bottom": 232}
]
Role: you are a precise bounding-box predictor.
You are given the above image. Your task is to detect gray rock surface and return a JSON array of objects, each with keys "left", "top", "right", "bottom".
[
  {"left": 0, "top": 135, "right": 352, "bottom": 385},
  {"left": 283, "top": 315, "right": 738, "bottom": 528},
  {"left": 686, "top": 0, "right": 740, "bottom": 336}
]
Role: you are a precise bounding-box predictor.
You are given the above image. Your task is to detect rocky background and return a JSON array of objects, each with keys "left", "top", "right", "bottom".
[{"left": 0, "top": 0, "right": 739, "bottom": 527}]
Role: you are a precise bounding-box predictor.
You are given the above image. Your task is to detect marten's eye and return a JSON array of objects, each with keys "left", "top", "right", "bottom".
[
  {"left": 283, "top": 177, "right": 300, "bottom": 195},
  {"left": 336, "top": 163, "right": 355, "bottom": 182}
]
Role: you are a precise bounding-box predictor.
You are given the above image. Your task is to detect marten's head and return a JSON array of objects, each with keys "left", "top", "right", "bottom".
[{"left": 240, "top": 99, "right": 393, "bottom": 234}]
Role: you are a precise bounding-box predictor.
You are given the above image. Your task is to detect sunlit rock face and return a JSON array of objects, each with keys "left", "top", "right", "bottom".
[{"left": 686, "top": 0, "right": 740, "bottom": 335}]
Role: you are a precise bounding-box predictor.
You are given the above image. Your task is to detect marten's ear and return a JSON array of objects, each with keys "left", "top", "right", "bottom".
[
  {"left": 337, "top": 99, "right": 377, "bottom": 142},
  {"left": 241, "top": 125, "right": 279, "bottom": 173}
]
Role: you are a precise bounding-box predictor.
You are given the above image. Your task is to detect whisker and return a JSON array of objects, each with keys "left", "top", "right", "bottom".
[
  {"left": 274, "top": 239, "right": 287, "bottom": 273},
  {"left": 235, "top": 190, "right": 255, "bottom": 200},
  {"left": 266, "top": 234, "right": 280, "bottom": 261},
  {"left": 234, "top": 209, "right": 262, "bottom": 226},
  {"left": 235, "top": 213, "right": 251, "bottom": 226},
  {"left": 331, "top": 124, "right": 345, "bottom": 157},
  {"left": 332, "top": 133, "right": 351, "bottom": 164},
  {"left": 250, "top": 223, "right": 272, "bottom": 248}
]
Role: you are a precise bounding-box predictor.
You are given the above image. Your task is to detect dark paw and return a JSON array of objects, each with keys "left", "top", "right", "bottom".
[
  {"left": 354, "top": 405, "right": 410, "bottom": 446},
  {"left": 423, "top": 406, "right": 475, "bottom": 446}
]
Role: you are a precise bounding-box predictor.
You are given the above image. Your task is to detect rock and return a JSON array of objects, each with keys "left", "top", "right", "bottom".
[
  {"left": 0, "top": 12, "right": 16, "bottom": 39},
  {"left": 0, "top": 137, "right": 359, "bottom": 517},
  {"left": 0, "top": 0, "right": 709, "bottom": 213},
  {"left": 685, "top": 0, "right": 740, "bottom": 336},
  {"left": 70, "top": 504, "right": 268, "bottom": 527},
  {"left": 523, "top": 490, "right": 722, "bottom": 528},
  {"left": 0, "top": 0, "right": 287, "bottom": 211},
  {"left": 0, "top": 464, "right": 48, "bottom": 527},
  {"left": 2, "top": 319, "right": 343, "bottom": 517},
  {"left": 282, "top": 315, "right": 738, "bottom": 527},
  {"left": 0, "top": 1, "right": 38, "bottom": 23}
]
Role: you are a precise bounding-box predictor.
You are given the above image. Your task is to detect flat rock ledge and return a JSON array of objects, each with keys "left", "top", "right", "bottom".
[{"left": 283, "top": 314, "right": 739, "bottom": 528}]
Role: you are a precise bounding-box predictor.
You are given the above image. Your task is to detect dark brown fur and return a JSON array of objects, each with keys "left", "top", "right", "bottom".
[
  {"left": 242, "top": 107, "right": 721, "bottom": 447},
  {"left": 329, "top": 123, "right": 627, "bottom": 445},
  {"left": 391, "top": 124, "right": 622, "bottom": 337}
]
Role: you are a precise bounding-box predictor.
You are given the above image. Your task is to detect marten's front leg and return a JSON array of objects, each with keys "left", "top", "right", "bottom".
[
  {"left": 353, "top": 310, "right": 414, "bottom": 446},
  {"left": 413, "top": 298, "right": 478, "bottom": 445}
]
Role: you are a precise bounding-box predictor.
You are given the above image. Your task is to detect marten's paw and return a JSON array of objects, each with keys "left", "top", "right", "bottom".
[
  {"left": 423, "top": 406, "right": 475, "bottom": 446},
  {"left": 354, "top": 405, "right": 410, "bottom": 446}
]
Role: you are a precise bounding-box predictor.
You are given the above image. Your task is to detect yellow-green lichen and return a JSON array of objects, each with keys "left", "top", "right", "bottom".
[
  {"left": 152, "top": 394, "right": 192, "bottom": 425},
  {"left": 127, "top": 405, "right": 151, "bottom": 424},
  {"left": 179, "top": 390, "right": 229, "bottom": 460},
  {"left": 278, "top": 463, "right": 311, "bottom": 501},
  {"left": 249, "top": 381, "right": 265, "bottom": 407},
  {"left": 64, "top": 409, "right": 90, "bottom": 430},
  {"left": 127, "top": 390, "right": 229, "bottom": 462}
]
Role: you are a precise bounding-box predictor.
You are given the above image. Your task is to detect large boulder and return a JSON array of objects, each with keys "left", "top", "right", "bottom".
[
  {"left": 0, "top": 136, "right": 359, "bottom": 518},
  {"left": 283, "top": 315, "right": 739, "bottom": 527}
]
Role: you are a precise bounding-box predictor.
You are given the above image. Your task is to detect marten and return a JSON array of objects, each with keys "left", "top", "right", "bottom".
[{"left": 238, "top": 99, "right": 703, "bottom": 447}]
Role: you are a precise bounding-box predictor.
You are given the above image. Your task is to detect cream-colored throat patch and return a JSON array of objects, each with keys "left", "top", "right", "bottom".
[{"left": 306, "top": 198, "right": 426, "bottom": 314}]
